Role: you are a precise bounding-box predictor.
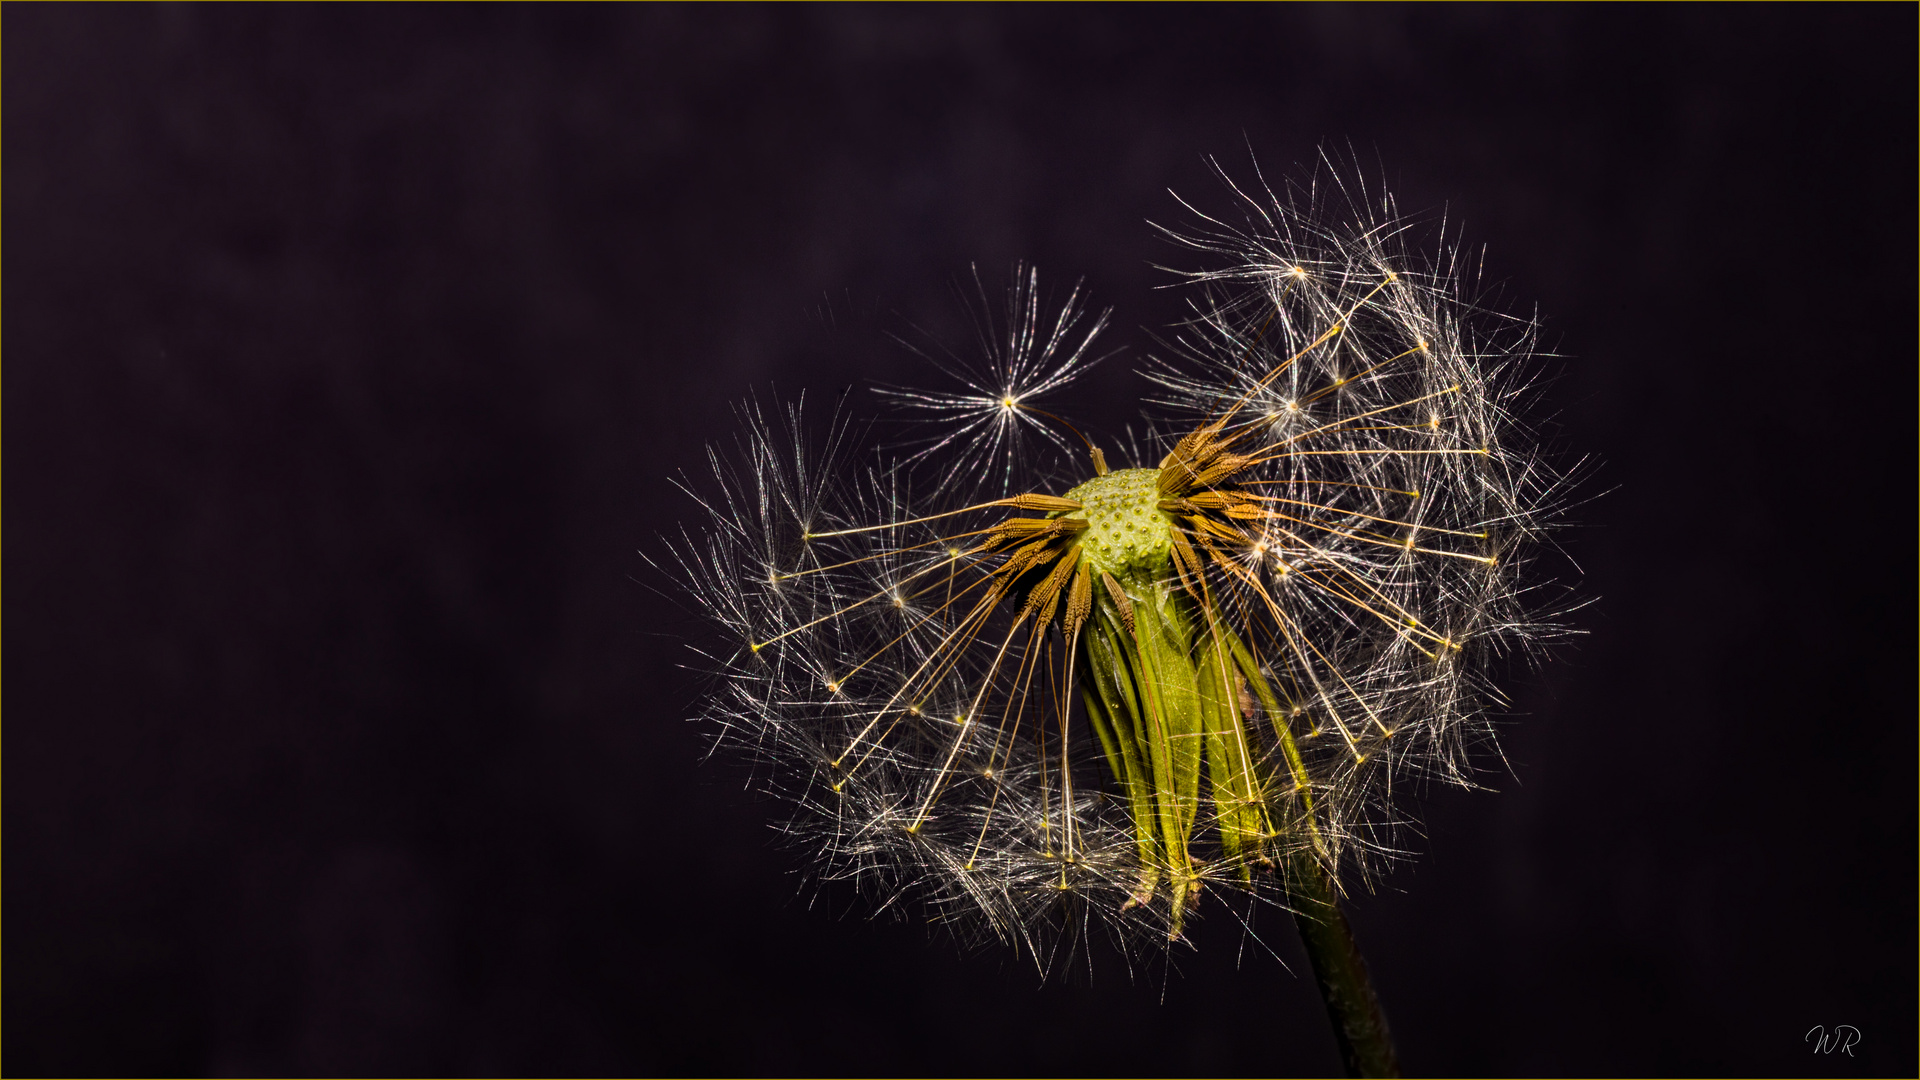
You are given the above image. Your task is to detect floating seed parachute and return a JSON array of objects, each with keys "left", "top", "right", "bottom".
[{"left": 670, "top": 166, "right": 1573, "bottom": 966}]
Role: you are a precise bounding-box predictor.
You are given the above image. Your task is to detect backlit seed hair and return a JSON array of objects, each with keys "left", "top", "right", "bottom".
[{"left": 670, "top": 162, "right": 1576, "bottom": 969}]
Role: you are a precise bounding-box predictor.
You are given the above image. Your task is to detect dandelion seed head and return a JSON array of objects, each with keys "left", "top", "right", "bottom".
[{"left": 668, "top": 157, "right": 1584, "bottom": 970}]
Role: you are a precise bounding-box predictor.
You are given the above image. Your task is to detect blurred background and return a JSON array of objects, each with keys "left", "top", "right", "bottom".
[{"left": 7, "top": 6, "right": 1913, "bottom": 1075}]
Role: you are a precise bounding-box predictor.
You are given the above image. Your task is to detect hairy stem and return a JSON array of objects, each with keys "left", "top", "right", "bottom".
[{"left": 1288, "top": 855, "right": 1400, "bottom": 1078}]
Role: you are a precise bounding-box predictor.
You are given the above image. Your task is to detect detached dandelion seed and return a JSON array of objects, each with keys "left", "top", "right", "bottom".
[{"left": 668, "top": 159, "right": 1580, "bottom": 1078}]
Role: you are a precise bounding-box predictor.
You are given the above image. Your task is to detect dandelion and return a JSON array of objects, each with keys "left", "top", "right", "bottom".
[{"left": 670, "top": 161, "right": 1576, "bottom": 1077}]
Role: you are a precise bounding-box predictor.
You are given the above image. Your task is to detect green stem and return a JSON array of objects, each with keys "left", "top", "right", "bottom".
[{"left": 1287, "top": 855, "right": 1401, "bottom": 1078}]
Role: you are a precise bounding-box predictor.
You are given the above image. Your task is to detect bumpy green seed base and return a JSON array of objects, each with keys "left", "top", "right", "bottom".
[{"left": 1064, "top": 468, "right": 1173, "bottom": 578}]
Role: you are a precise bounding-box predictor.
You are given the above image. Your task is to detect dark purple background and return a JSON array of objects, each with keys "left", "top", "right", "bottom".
[{"left": 8, "top": 5, "right": 1914, "bottom": 1076}]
